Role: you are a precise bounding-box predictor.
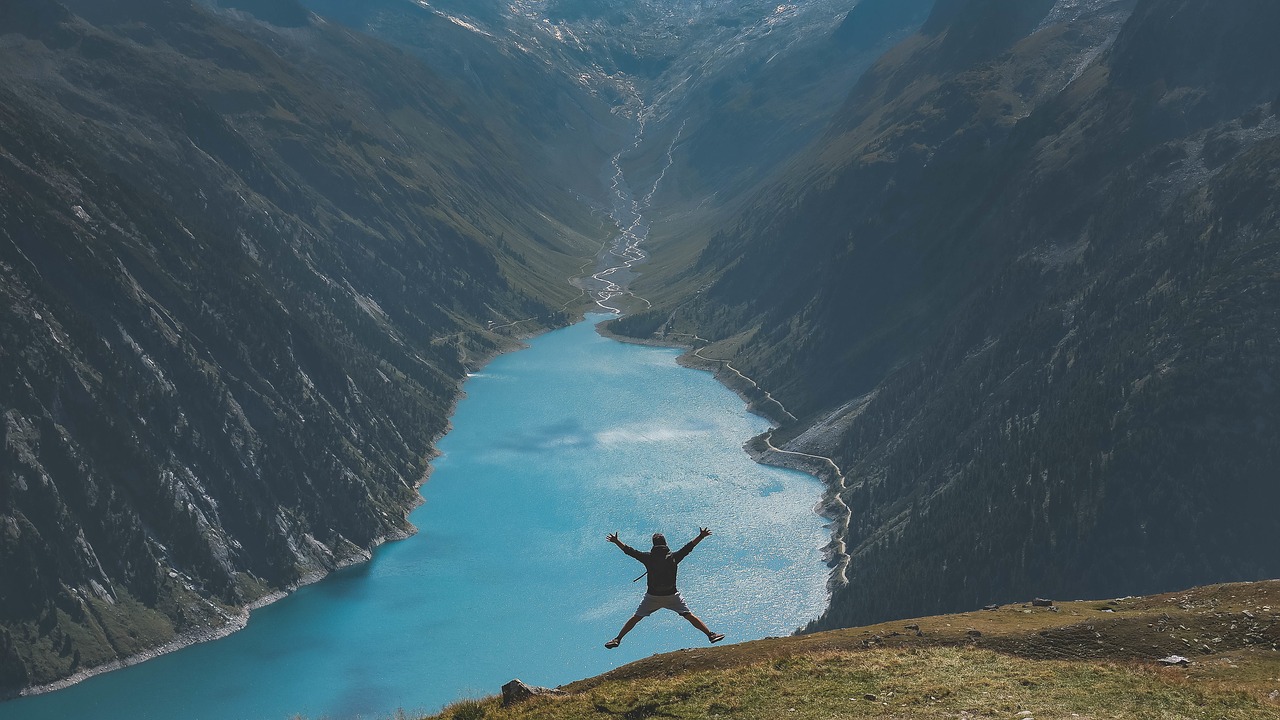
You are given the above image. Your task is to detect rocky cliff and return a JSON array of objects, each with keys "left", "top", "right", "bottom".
[
  {"left": 0, "top": 0, "right": 613, "bottom": 692},
  {"left": 616, "top": 0, "right": 1280, "bottom": 629}
]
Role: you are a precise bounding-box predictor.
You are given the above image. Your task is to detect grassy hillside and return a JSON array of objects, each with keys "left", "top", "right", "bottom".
[{"left": 430, "top": 581, "right": 1280, "bottom": 719}]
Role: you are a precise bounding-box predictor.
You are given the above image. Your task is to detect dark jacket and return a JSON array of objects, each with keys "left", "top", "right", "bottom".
[{"left": 619, "top": 539, "right": 698, "bottom": 596}]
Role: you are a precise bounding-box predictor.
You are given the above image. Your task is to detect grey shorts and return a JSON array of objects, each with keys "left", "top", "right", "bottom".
[{"left": 634, "top": 592, "right": 692, "bottom": 618}]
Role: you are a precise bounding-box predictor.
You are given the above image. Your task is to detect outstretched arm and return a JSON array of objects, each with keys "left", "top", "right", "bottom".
[
  {"left": 607, "top": 532, "right": 646, "bottom": 561},
  {"left": 673, "top": 527, "right": 712, "bottom": 562}
]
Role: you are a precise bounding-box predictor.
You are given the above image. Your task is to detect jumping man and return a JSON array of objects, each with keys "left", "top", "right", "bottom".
[{"left": 604, "top": 528, "right": 725, "bottom": 648}]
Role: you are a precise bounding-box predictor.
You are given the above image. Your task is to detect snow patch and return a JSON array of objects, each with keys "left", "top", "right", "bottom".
[
  {"left": 1037, "top": 0, "right": 1131, "bottom": 31},
  {"left": 117, "top": 324, "right": 177, "bottom": 395},
  {"left": 415, "top": 1, "right": 494, "bottom": 38},
  {"left": 345, "top": 281, "right": 389, "bottom": 323}
]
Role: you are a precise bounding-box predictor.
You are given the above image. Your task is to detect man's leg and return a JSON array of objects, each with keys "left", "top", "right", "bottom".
[
  {"left": 605, "top": 614, "right": 644, "bottom": 648},
  {"left": 680, "top": 612, "right": 724, "bottom": 642}
]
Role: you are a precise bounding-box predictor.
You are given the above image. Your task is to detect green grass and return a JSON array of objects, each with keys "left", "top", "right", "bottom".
[
  {"left": 423, "top": 582, "right": 1280, "bottom": 720},
  {"left": 434, "top": 647, "right": 1278, "bottom": 720}
]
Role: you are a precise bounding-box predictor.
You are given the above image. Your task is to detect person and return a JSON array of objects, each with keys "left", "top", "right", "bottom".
[{"left": 604, "top": 528, "right": 725, "bottom": 649}]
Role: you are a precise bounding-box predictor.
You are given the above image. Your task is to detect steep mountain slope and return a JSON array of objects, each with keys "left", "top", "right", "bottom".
[
  {"left": 633, "top": 0, "right": 938, "bottom": 205},
  {"left": 298, "top": 0, "right": 626, "bottom": 204},
  {"left": 597, "top": 0, "right": 942, "bottom": 300},
  {"left": 0, "top": 0, "right": 607, "bottom": 693},
  {"left": 614, "top": 0, "right": 1280, "bottom": 629},
  {"left": 655, "top": 0, "right": 1137, "bottom": 407}
]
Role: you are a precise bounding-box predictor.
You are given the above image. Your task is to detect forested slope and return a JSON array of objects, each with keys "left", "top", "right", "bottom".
[
  {"left": 0, "top": 0, "right": 613, "bottom": 692},
  {"left": 616, "top": 0, "right": 1280, "bottom": 630}
]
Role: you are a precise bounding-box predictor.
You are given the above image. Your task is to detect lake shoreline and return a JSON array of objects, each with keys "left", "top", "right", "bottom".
[
  {"left": 591, "top": 318, "right": 790, "bottom": 426},
  {"left": 8, "top": 316, "right": 571, "bottom": 701},
  {"left": 13, "top": 525, "right": 417, "bottom": 700},
  {"left": 594, "top": 317, "right": 848, "bottom": 597},
  {"left": 8, "top": 311, "right": 837, "bottom": 710}
]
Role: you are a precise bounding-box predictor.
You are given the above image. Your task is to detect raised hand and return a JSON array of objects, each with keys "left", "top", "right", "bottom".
[
  {"left": 698, "top": 527, "right": 712, "bottom": 539},
  {"left": 606, "top": 532, "right": 620, "bottom": 544}
]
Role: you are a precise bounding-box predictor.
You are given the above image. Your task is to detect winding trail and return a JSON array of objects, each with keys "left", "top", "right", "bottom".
[
  {"left": 760, "top": 431, "right": 852, "bottom": 587},
  {"left": 666, "top": 331, "right": 852, "bottom": 587}
]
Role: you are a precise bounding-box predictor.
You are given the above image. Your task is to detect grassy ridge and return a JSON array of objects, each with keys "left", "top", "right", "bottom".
[{"left": 432, "top": 581, "right": 1280, "bottom": 719}]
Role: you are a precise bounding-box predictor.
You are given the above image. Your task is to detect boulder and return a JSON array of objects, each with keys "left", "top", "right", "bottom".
[{"left": 500, "top": 679, "right": 565, "bottom": 706}]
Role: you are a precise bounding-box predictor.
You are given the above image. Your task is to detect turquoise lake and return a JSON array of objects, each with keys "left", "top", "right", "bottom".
[{"left": 1, "top": 317, "right": 831, "bottom": 720}]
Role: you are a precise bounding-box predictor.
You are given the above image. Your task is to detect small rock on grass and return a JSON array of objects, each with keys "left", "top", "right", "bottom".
[{"left": 501, "top": 679, "right": 565, "bottom": 706}]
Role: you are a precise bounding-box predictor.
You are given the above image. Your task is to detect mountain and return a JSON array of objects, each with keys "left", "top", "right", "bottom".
[
  {"left": 304, "top": 0, "right": 927, "bottom": 206},
  {"left": 297, "top": 0, "right": 627, "bottom": 204},
  {"left": 304, "top": 0, "right": 941, "bottom": 317},
  {"left": 634, "top": 0, "right": 937, "bottom": 205},
  {"left": 552, "top": 0, "right": 944, "bottom": 306},
  {"left": 0, "top": 0, "right": 935, "bottom": 695},
  {"left": 612, "top": 0, "right": 1280, "bottom": 630},
  {"left": 0, "top": 0, "right": 610, "bottom": 693},
  {"left": 6, "top": 0, "right": 1277, "bottom": 700}
]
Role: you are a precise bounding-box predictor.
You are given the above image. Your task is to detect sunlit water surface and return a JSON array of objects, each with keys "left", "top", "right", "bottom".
[{"left": 3, "top": 317, "right": 830, "bottom": 720}]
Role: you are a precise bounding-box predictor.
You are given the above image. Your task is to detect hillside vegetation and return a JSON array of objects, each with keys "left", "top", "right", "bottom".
[
  {"left": 431, "top": 581, "right": 1280, "bottom": 720},
  {"left": 613, "top": 0, "right": 1280, "bottom": 631},
  {"left": 0, "top": 0, "right": 616, "bottom": 692}
]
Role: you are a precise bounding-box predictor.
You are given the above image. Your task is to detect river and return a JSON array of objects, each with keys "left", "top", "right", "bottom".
[{"left": 1, "top": 316, "right": 831, "bottom": 720}]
